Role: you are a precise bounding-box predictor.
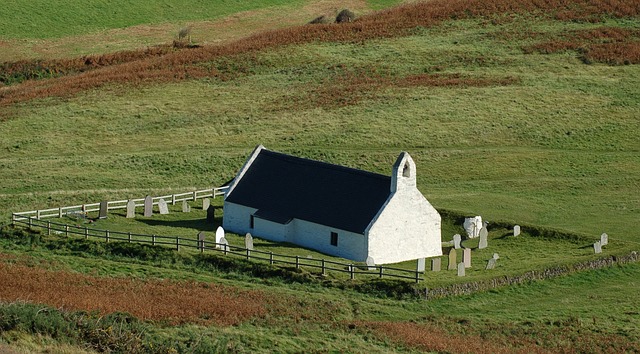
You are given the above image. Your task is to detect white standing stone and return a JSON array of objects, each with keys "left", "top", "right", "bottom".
[
  {"left": 182, "top": 200, "right": 191, "bottom": 213},
  {"left": 463, "top": 216, "right": 483, "bottom": 238},
  {"left": 486, "top": 258, "right": 497, "bottom": 270},
  {"left": 600, "top": 233, "right": 608, "bottom": 246},
  {"left": 453, "top": 234, "right": 462, "bottom": 249},
  {"left": 457, "top": 262, "right": 465, "bottom": 276},
  {"left": 202, "top": 198, "right": 210, "bottom": 211},
  {"left": 493, "top": 253, "right": 499, "bottom": 260},
  {"left": 448, "top": 248, "right": 457, "bottom": 270},
  {"left": 463, "top": 248, "right": 471, "bottom": 268},
  {"left": 431, "top": 258, "right": 441, "bottom": 272},
  {"left": 219, "top": 236, "right": 229, "bottom": 252},
  {"left": 126, "top": 200, "right": 136, "bottom": 218},
  {"left": 593, "top": 241, "right": 602, "bottom": 254},
  {"left": 143, "top": 196, "right": 153, "bottom": 217},
  {"left": 478, "top": 223, "right": 488, "bottom": 249},
  {"left": 366, "top": 256, "right": 376, "bottom": 270},
  {"left": 158, "top": 198, "right": 169, "bottom": 215},
  {"left": 245, "top": 233, "right": 254, "bottom": 250},
  {"left": 215, "top": 226, "right": 225, "bottom": 249},
  {"left": 514, "top": 225, "right": 521, "bottom": 237},
  {"left": 417, "top": 258, "right": 426, "bottom": 272}
]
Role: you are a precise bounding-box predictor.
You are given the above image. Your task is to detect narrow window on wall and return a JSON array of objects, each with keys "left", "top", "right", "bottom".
[
  {"left": 250, "top": 215, "right": 254, "bottom": 229},
  {"left": 330, "top": 232, "right": 338, "bottom": 246}
]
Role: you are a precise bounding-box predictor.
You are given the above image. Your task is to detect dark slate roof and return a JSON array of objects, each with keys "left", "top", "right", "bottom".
[{"left": 226, "top": 148, "right": 391, "bottom": 234}]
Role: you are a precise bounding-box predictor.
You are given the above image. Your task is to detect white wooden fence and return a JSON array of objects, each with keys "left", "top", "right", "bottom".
[{"left": 11, "top": 186, "right": 228, "bottom": 222}]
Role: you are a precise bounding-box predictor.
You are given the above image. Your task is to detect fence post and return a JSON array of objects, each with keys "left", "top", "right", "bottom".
[
  {"left": 65, "top": 225, "right": 69, "bottom": 237},
  {"left": 58, "top": 207, "right": 63, "bottom": 218},
  {"left": 212, "top": 187, "right": 216, "bottom": 199},
  {"left": 176, "top": 238, "right": 180, "bottom": 251},
  {"left": 171, "top": 194, "right": 176, "bottom": 205},
  {"left": 200, "top": 240, "right": 204, "bottom": 253},
  {"left": 321, "top": 259, "right": 326, "bottom": 275},
  {"left": 349, "top": 264, "right": 354, "bottom": 280},
  {"left": 415, "top": 270, "right": 420, "bottom": 283},
  {"left": 192, "top": 191, "right": 197, "bottom": 201},
  {"left": 379, "top": 266, "right": 384, "bottom": 279},
  {"left": 47, "top": 222, "right": 51, "bottom": 236},
  {"left": 246, "top": 248, "right": 250, "bottom": 260},
  {"left": 28, "top": 217, "right": 32, "bottom": 228},
  {"left": 128, "top": 232, "right": 132, "bottom": 243},
  {"left": 152, "top": 235, "right": 156, "bottom": 246},
  {"left": 84, "top": 227, "right": 88, "bottom": 239},
  {"left": 11, "top": 214, "right": 15, "bottom": 226},
  {"left": 36, "top": 210, "right": 41, "bottom": 220},
  {"left": 295, "top": 256, "right": 299, "bottom": 269},
  {"left": 269, "top": 252, "right": 274, "bottom": 265},
  {"left": 106, "top": 230, "right": 109, "bottom": 243}
]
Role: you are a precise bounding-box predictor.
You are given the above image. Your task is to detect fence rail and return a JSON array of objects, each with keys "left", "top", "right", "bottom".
[
  {"left": 11, "top": 216, "right": 424, "bottom": 283},
  {"left": 11, "top": 187, "right": 228, "bottom": 221}
]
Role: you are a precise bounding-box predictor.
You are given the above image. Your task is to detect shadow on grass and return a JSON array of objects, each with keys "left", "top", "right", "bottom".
[{"left": 136, "top": 217, "right": 220, "bottom": 231}]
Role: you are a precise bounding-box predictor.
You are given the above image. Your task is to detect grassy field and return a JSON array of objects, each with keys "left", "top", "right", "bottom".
[{"left": 1, "top": 0, "right": 639, "bottom": 352}]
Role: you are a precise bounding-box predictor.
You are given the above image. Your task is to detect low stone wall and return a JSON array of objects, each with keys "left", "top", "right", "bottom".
[{"left": 421, "top": 251, "right": 639, "bottom": 300}]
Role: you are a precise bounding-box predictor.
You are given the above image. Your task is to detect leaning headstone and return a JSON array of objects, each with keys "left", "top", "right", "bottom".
[
  {"left": 457, "top": 262, "right": 465, "bottom": 276},
  {"left": 366, "top": 256, "right": 376, "bottom": 271},
  {"left": 144, "top": 195, "right": 153, "bottom": 217},
  {"left": 98, "top": 201, "right": 108, "bottom": 219},
  {"left": 126, "top": 200, "right": 136, "bottom": 218},
  {"left": 463, "top": 216, "right": 483, "bottom": 238},
  {"left": 431, "top": 258, "right": 441, "bottom": 272},
  {"left": 448, "top": 248, "right": 457, "bottom": 270},
  {"left": 206, "top": 205, "right": 215, "bottom": 223},
  {"left": 463, "top": 248, "right": 472, "bottom": 268},
  {"left": 215, "top": 226, "right": 225, "bottom": 248},
  {"left": 202, "top": 198, "right": 210, "bottom": 211},
  {"left": 245, "top": 233, "right": 254, "bottom": 250},
  {"left": 197, "top": 231, "right": 206, "bottom": 250},
  {"left": 417, "top": 258, "right": 426, "bottom": 272},
  {"left": 486, "top": 258, "right": 497, "bottom": 270},
  {"left": 593, "top": 241, "right": 602, "bottom": 254},
  {"left": 513, "top": 225, "right": 521, "bottom": 237},
  {"left": 453, "top": 234, "right": 462, "bottom": 249},
  {"left": 182, "top": 200, "right": 191, "bottom": 213},
  {"left": 219, "top": 236, "right": 229, "bottom": 252},
  {"left": 158, "top": 198, "right": 169, "bottom": 215},
  {"left": 478, "top": 223, "right": 488, "bottom": 249},
  {"left": 600, "top": 233, "right": 608, "bottom": 246}
]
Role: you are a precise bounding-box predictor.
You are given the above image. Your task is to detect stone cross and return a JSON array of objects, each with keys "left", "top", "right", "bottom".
[
  {"left": 448, "top": 248, "right": 457, "bottom": 270},
  {"left": 158, "top": 198, "right": 169, "bottom": 215},
  {"left": 478, "top": 223, "right": 488, "bottom": 249},
  {"left": 98, "top": 201, "right": 108, "bottom": 219},
  {"left": 457, "top": 262, "right": 465, "bottom": 276},
  {"left": 215, "top": 226, "right": 225, "bottom": 248},
  {"left": 593, "top": 241, "right": 602, "bottom": 254},
  {"left": 126, "top": 200, "right": 136, "bottom": 218},
  {"left": 417, "top": 258, "right": 426, "bottom": 272},
  {"left": 245, "top": 233, "right": 254, "bottom": 250},
  {"left": 431, "top": 258, "right": 441, "bottom": 272},
  {"left": 514, "top": 225, "right": 521, "bottom": 237},
  {"left": 144, "top": 195, "right": 153, "bottom": 217},
  {"left": 493, "top": 253, "right": 499, "bottom": 260},
  {"left": 453, "top": 234, "right": 462, "bottom": 249},
  {"left": 202, "top": 198, "right": 210, "bottom": 211},
  {"left": 182, "top": 200, "right": 191, "bottom": 213},
  {"left": 366, "top": 256, "right": 376, "bottom": 270},
  {"left": 600, "top": 233, "right": 608, "bottom": 246},
  {"left": 206, "top": 205, "right": 215, "bottom": 223},
  {"left": 463, "top": 248, "right": 471, "bottom": 268}
]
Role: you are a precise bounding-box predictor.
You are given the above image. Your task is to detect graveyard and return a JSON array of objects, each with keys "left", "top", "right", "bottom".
[{"left": 1, "top": 0, "right": 639, "bottom": 352}]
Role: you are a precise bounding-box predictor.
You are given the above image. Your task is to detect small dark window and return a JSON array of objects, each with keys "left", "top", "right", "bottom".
[
  {"left": 250, "top": 215, "right": 255, "bottom": 229},
  {"left": 330, "top": 232, "right": 338, "bottom": 246},
  {"left": 402, "top": 162, "right": 411, "bottom": 177}
]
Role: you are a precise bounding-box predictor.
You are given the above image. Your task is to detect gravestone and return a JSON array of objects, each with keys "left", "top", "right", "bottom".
[
  {"left": 98, "top": 201, "right": 108, "bottom": 219},
  {"left": 144, "top": 196, "right": 153, "bottom": 217},
  {"left": 448, "top": 248, "right": 457, "bottom": 270},
  {"left": 417, "top": 258, "right": 426, "bottom": 272},
  {"left": 600, "top": 233, "right": 608, "bottom": 246},
  {"left": 493, "top": 253, "right": 499, "bottom": 260},
  {"left": 126, "top": 200, "right": 136, "bottom": 218},
  {"left": 486, "top": 258, "right": 497, "bottom": 270},
  {"left": 182, "top": 200, "right": 191, "bottom": 213},
  {"left": 158, "top": 198, "right": 169, "bottom": 215},
  {"left": 245, "top": 233, "right": 254, "bottom": 250},
  {"left": 453, "top": 234, "right": 462, "bottom": 249},
  {"left": 197, "top": 231, "right": 206, "bottom": 250},
  {"left": 431, "top": 258, "right": 441, "bottom": 272},
  {"left": 463, "top": 216, "right": 483, "bottom": 238},
  {"left": 478, "top": 223, "right": 488, "bottom": 249},
  {"left": 366, "top": 256, "right": 376, "bottom": 271},
  {"left": 457, "top": 262, "right": 465, "bottom": 276},
  {"left": 215, "top": 226, "right": 225, "bottom": 249},
  {"left": 219, "top": 236, "right": 229, "bottom": 252},
  {"left": 206, "top": 205, "right": 215, "bottom": 223},
  {"left": 463, "top": 248, "right": 472, "bottom": 268},
  {"left": 514, "top": 225, "right": 521, "bottom": 237},
  {"left": 593, "top": 241, "right": 602, "bottom": 254},
  {"left": 202, "top": 198, "right": 210, "bottom": 211}
]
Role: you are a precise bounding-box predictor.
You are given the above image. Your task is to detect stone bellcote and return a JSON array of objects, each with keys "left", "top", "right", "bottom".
[{"left": 390, "top": 152, "right": 417, "bottom": 193}]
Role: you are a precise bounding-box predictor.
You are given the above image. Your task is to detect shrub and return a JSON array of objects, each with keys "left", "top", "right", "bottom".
[
  {"left": 309, "top": 15, "right": 333, "bottom": 24},
  {"left": 336, "top": 9, "right": 356, "bottom": 23}
]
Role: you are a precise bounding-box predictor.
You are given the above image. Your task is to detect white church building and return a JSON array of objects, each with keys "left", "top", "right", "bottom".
[{"left": 222, "top": 145, "right": 442, "bottom": 264}]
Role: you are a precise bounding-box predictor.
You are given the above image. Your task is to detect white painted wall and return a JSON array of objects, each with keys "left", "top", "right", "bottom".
[
  {"left": 288, "top": 219, "right": 367, "bottom": 261},
  {"left": 222, "top": 202, "right": 255, "bottom": 236}
]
